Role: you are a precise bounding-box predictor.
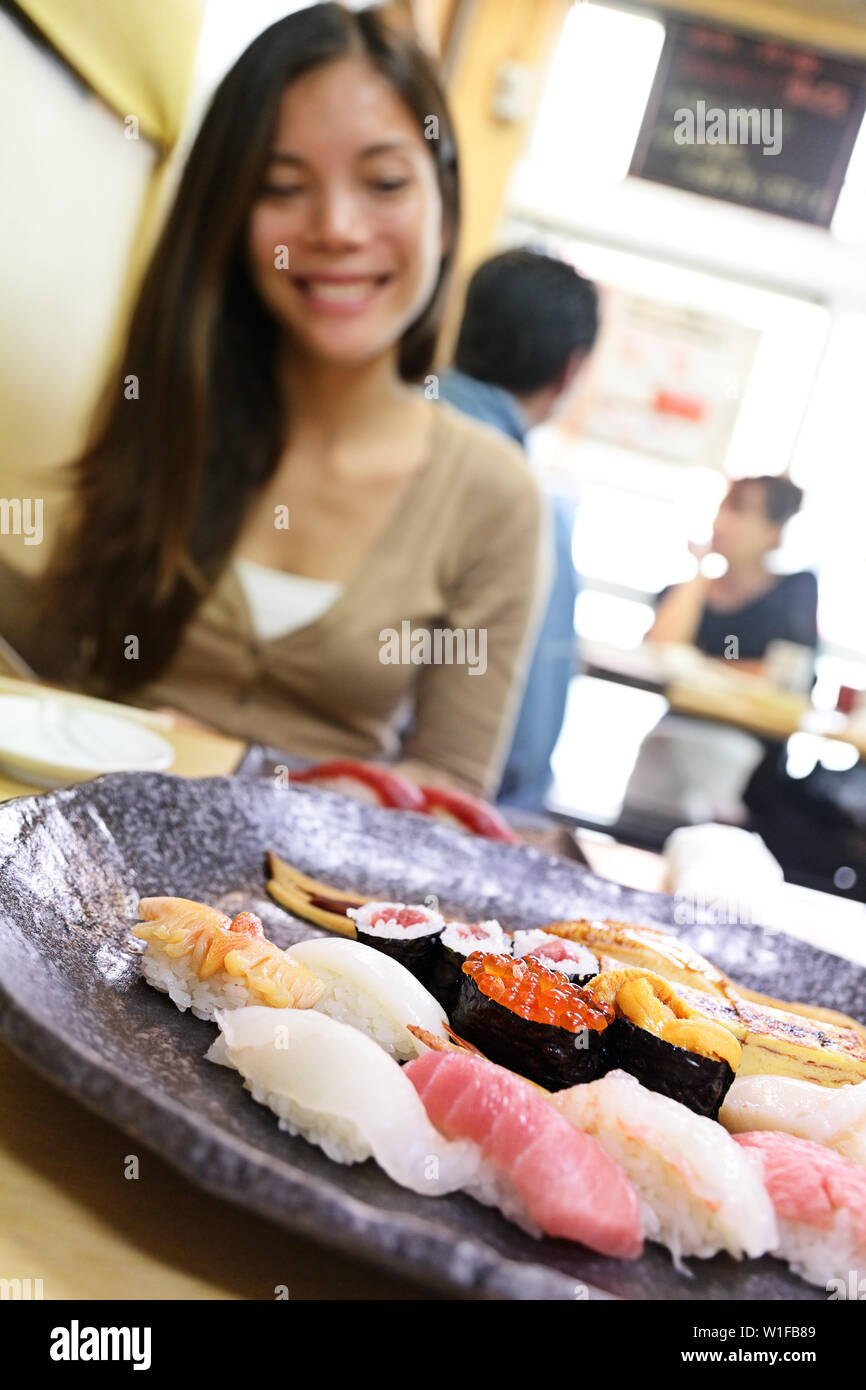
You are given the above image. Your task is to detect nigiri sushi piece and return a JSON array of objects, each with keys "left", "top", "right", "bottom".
[
  {"left": 209, "top": 1007, "right": 477, "bottom": 1196},
  {"left": 734, "top": 1130, "right": 866, "bottom": 1288},
  {"left": 286, "top": 935, "right": 448, "bottom": 1061},
  {"left": 404, "top": 1050, "right": 643, "bottom": 1257},
  {"left": 721, "top": 1074, "right": 866, "bottom": 1167},
  {"left": 552, "top": 1070, "right": 778, "bottom": 1264},
  {"left": 134, "top": 897, "right": 325, "bottom": 1021}
]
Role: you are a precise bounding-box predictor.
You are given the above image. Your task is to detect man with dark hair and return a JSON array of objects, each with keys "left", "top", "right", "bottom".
[{"left": 438, "top": 248, "right": 600, "bottom": 808}]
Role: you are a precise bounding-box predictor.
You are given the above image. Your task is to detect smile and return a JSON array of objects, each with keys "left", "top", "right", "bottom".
[{"left": 291, "top": 275, "right": 392, "bottom": 312}]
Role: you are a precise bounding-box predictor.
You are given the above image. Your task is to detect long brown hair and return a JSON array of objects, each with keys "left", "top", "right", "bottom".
[{"left": 37, "top": 2, "right": 460, "bottom": 693}]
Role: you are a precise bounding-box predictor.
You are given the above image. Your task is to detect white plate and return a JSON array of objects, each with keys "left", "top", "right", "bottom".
[{"left": 0, "top": 694, "right": 175, "bottom": 786}]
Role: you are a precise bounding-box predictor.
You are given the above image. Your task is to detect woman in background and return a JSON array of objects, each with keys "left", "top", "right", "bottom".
[
  {"left": 624, "top": 475, "right": 817, "bottom": 826},
  {"left": 649, "top": 475, "right": 817, "bottom": 669},
  {"left": 22, "top": 5, "right": 547, "bottom": 797}
]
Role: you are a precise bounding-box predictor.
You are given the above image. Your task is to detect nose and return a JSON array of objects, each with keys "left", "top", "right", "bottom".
[{"left": 306, "top": 184, "right": 367, "bottom": 250}]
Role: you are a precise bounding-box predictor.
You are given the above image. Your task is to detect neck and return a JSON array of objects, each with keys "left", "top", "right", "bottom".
[
  {"left": 720, "top": 558, "right": 770, "bottom": 589},
  {"left": 513, "top": 386, "right": 556, "bottom": 430},
  {"left": 281, "top": 343, "right": 409, "bottom": 443}
]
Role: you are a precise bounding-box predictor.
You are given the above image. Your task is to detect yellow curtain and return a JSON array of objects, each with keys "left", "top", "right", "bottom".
[{"left": 14, "top": 0, "right": 203, "bottom": 151}]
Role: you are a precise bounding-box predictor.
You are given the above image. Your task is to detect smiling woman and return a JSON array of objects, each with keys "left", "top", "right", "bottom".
[{"left": 22, "top": 1, "right": 548, "bottom": 798}]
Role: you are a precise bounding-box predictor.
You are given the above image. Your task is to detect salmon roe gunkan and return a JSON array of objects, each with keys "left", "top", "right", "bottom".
[{"left": 462, "top": 953, "right": 613, "bottom": 1033}]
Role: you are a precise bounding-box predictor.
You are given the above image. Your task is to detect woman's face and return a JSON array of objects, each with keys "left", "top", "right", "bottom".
[
  {"left": 248, "top": 57, "right": 446, "bottom": 369},
  {"left": 711, "top": 482, "right": 781, "bottom": 566}
]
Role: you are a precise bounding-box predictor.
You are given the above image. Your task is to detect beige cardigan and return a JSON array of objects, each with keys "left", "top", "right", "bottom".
[{"left": 0, "top": 405, "right": 550, "bottom": 797}]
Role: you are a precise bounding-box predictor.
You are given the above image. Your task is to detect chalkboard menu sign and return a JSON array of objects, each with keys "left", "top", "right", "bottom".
[{"left": 630, "top": 18, "right": 866, "bottom": 225}]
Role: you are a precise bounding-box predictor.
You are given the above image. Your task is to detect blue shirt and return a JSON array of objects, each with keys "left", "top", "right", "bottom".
[{"left": 437, "top": 369, "right": 578, "bottom": 809}]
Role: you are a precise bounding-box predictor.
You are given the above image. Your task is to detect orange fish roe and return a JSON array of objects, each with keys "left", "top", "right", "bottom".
[{"left": 462, "top": 953, "right": 614, "bottom": 1033}]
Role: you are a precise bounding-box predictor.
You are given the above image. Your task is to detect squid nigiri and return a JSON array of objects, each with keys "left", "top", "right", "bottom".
[
  {"left": 209, "top": 1006, "right": 476, "bottom": 1196},
  {"left": 552, "top": 1070, "right": 778, "bottom": 1264},
  {"left": 734, "top": 1130, "right": 866, "bottom": 1288},
  {"left": 134, "top": 897, "right": 324, "bottom": 1020},
  {"left": 286, "top": 935, "right": 448, "bottom": 1061},
  {"left": 720, "top": 1073, "right": 866, "bottom": 1167},
  {"left": 404, "top": 1049, "right": 643, "bottom": 1257}
]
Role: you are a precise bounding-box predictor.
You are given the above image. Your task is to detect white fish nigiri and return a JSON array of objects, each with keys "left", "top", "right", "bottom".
[
  {"left": 552, "top": 1069, "right": 778, "bottom": 1264},
  {"left": 720, "top": 1073, "right": 866, "bottom": 1168},
  {"left": 286, "top": 935, "right": 447, "bottom": 1061},
  {"left": 209, "top": 1006, "right": 476, "bottom": 1195}
]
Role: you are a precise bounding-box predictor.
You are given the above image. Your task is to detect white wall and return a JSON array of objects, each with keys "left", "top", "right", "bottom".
[{"left": 0, "top": 10, "right": 156, "bottom": 570}]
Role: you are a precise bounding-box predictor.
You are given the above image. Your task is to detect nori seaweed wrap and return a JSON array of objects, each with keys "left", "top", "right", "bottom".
[
  {"left": 452, "top": 953, "right": 614, "bottom": 1091},
  {"left": 429, "top": 920, "right": 512, "bottom": 1013},
  {"left": 587, "top": 968, "right": 741, "bottom": 1120},
  {"left": 347, "top": 902, "right": 444, "bottom": 991}
]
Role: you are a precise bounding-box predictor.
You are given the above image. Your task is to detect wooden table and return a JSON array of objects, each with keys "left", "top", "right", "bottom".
[
  {"left": 0, "top": 690, "right": 436, "bottom": 1300},
  {"left": 583, "top": 640, "right": 866, "bottom": 755}
]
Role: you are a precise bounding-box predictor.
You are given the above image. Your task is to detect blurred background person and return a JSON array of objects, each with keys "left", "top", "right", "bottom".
[
  {"left": 624, "top": 475, "right": 817, "bottom": 827},
  {"left": 3, "top": 4, "right": 548, "bottom": 799},
  {"left": 649, "top": 476, "right": 818, "bottom": 671},
  {"left": 438, "top": 248, "right": 599, "bottom": 808}
]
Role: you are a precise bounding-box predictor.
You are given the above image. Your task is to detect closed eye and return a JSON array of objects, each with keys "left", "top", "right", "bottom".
[{"left": 261, "top": 183, "right": 306, "bottom": 198}]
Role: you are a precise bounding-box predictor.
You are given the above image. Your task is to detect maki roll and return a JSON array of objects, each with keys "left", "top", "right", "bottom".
[
  {"left": 512, "top": 929, "right": 599, "bottom": 987},
  {"left": 346, "top": 901, "right": 444, "bottom": 992},
  {"left": 428, "top": 919, "right": 512, "bottom": 1013},
  {"left": 587, "top": 968, "right": 741, "bottom": 1120},
  {"left": 452, "top": 953, "right": 614, "bottom": 1091}
]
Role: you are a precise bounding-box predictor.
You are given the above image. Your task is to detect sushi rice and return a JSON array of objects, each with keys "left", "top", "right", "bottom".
[
  {"left": 512, "top": 928, "right": 599, "bottom": 982},
  {"left": 348, "top": 901, "right": 445, "bottom": 939},
  {"left": 140, "top": 950, "right": 254, "bottom": 1021}
]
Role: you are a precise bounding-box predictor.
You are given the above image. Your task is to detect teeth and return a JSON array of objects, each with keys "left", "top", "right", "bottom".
[{"left": 303, "top": 279, "right": 378, "bottom": 302}]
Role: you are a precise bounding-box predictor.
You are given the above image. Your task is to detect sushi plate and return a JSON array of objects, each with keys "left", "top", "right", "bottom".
[{"left": 0, "top": 774, "right": 863, "bottom": 1302}]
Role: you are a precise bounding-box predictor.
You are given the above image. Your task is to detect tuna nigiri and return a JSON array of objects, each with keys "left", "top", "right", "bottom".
[
  {"left": 134, "top": 897, "right": 325, "bottom": 1020},
  {"left": 404, "top": 1049, "right": 643, "bottom": 1257},
  {"left": 721, "top": 1074, "right": 866, "bottom": 1168},
  {"left": 552, "top": 1070, "right": 778, "bottom": 1264},
  {"left": 210, "top": 1007, "right": 477, "bottom": 1195},
  {"left": 734, "top": 1129, "right": 866, "bottom": 1288}
]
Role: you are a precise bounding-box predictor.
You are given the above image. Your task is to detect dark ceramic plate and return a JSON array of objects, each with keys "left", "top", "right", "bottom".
[{"left": 0, "top": 773, "right": 862, "bottom": 1300}]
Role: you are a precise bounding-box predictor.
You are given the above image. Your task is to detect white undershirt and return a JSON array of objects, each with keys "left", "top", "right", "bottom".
[{"left": 235, "top": 558, "right": 343, "bottom": 642}]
